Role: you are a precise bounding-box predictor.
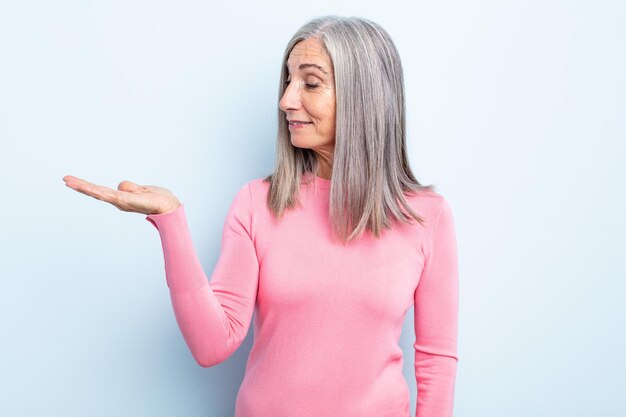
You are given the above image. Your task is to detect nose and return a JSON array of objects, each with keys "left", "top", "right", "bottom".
[{"left": 279, "top": 81, "right": 301, "bottom": 112}]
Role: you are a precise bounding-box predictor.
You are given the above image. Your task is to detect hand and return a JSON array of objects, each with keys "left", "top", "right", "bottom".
[{"left": 63, "top": 175, "right": 181, "bottom": 215}]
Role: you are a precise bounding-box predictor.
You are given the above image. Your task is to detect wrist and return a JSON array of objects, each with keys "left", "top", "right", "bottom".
[{"left": 158, "top": 202, "right": 181, "bottom": 215}]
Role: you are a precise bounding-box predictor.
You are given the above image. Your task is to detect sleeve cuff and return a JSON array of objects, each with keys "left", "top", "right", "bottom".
[{"left": 145, "top": 204, "right": 185, "bottom": 231}]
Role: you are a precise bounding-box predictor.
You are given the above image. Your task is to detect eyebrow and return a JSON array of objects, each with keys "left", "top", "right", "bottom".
[{"left": 286, "top": 63, "right": 328, "bottom": 75}]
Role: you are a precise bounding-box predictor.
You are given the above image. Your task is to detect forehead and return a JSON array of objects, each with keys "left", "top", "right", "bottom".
[{"left": 286, "top": 38, "right": 333, "bottom": 71}]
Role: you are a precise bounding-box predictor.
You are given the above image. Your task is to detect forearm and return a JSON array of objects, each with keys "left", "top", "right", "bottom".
[
  {"left": 414, "top": 352, "right": 458, "bottom": 417},
  {"left": 146, "top": 204, "right": 238, "bottom": 366},
  {"left": 146, "top": 184, "right": 259, "bottom": 368}
]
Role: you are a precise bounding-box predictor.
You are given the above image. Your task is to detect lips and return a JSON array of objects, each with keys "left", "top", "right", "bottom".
[{"left": 288, "top": 119, "right": 312, "bottom": 124}]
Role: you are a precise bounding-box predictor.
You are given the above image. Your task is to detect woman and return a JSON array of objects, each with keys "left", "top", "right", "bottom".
[{"left": 63, "top": 15, "right": 459, "bottom": 417}]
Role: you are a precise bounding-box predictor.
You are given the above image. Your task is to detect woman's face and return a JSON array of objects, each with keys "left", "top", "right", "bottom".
[{"left": 279, "top": 38, "right": 336, "bottom": 153}]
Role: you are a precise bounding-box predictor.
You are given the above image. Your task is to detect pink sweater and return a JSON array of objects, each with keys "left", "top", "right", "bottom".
[{"left": 145, "top": 173, "right": 459, "bottom": 417}]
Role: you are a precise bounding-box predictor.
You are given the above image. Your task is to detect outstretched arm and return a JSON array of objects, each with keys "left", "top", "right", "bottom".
[{"left": 145, "top": 182, "right": 259, "bottom": 367}]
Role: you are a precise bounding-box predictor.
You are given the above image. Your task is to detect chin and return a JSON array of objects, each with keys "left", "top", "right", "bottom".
[{"left": 290, "top": 137, "right": 316, "bottom": 149}]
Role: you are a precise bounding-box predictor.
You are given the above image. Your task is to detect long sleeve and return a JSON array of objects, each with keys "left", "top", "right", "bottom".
[
  {"left": 413, "top": 198, "right": 459, "bottom": 417},
  {"left": 145, "top": 182, "right": 259, "bottom": 367}
]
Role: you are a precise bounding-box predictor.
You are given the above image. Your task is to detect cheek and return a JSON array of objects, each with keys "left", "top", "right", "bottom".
[
  {"left": 324, "top": 104, "right": 336, "bottom": 130},
  {"left": 306, "top": 95, "right": 335, "bottom": 128},
  {"left": 317, "top": 101, "right": 335, "bottom": 123}
]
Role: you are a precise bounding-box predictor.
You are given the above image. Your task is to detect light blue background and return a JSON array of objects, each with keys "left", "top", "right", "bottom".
[{"left": 1, "top": 1, "right": 624, "bottom": 416}]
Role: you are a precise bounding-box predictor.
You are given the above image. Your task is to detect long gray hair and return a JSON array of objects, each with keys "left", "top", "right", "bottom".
[{"left": 264, "top": 15, "right": 436, "bottom": 244}]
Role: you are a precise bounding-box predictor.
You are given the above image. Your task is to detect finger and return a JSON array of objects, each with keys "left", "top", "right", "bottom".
[
  {"left": 63, "top": 175, "right": 87, "bottom": 188},
  {"left": 64, "top": 175, "right": 97, "bottom": 190},
  {"left": 63, "top": 174, "right": 81, "bottom": 182},
  {"left": 118, "top": 180, "right": 143, "bottom": 193},
  {"left": 69, "top": 180, "right": 121, "bottom": 204}
]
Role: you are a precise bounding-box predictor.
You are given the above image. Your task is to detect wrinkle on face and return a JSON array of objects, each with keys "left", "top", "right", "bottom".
[{"left": 280, "top": 37, "right": 336, "bottom": 177}]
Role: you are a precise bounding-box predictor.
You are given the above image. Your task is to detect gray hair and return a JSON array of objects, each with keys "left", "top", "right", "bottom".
[{"left": 264, "top": 15, "right": 436, "bottom": 244}]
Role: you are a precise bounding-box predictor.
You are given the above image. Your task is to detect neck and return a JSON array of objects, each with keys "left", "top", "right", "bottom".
[{"left": 315, "top": 156, "right": 333, "bottom": 180}]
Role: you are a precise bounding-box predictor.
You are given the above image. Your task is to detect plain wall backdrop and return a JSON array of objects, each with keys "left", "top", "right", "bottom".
[{"left": 1, "top": 0, "right": 624, "bottom": 416}]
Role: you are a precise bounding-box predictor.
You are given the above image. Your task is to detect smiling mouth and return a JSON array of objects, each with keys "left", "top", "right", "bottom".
[{"left": 288, "top": 121, "right": 313, "bottom": 129}]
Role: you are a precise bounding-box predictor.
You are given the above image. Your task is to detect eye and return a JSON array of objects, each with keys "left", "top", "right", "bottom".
[{"left": 283, "top": 80, "right": 319, "bottom": 89}]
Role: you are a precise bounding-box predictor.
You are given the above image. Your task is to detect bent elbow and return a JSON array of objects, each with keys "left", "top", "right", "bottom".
[
  {"left": 183, "top": 322, "right": 248, "bottom": 368},
  {"left": 195, "top": 352, "right": 227, "bottom": 368},
  {"left": 192, "top": 342, "right": 238, "bottom": 368}
]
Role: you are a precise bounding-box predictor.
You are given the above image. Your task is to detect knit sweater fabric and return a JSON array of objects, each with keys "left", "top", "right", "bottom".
[{"left": 145, "top": 173, "right": 459, "bottom": 417}]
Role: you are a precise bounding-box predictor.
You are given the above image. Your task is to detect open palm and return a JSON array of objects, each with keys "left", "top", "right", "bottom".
[{"left": 63, "top": 175, "right": 181, "bottom": 215}]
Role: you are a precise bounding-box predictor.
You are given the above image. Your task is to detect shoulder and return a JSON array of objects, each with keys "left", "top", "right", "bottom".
[
  {"left": 247, "top": 176, "right": 271, "bottom": 191},
  {"left": 230, "top": 177, "right": 268, "bottom": 196},
  {"left": 228, "top": 177, "right": 272, "bottom": 216},
  {"left": 243, "top": 177, "right": 271, "bottom": 204},
  {"left": 404, "top": 188, "right": 452, "bottom": 225},
  {"left": 402, "top": 190, "right": 457, "bottom": 263},
  {"left": 222, "top": 177, "right": 272, "bottom": 234}
]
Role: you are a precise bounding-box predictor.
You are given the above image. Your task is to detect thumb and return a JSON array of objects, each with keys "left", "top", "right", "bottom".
[{"left": 118, "top": 180, "right": 142, "bottom": 192}]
